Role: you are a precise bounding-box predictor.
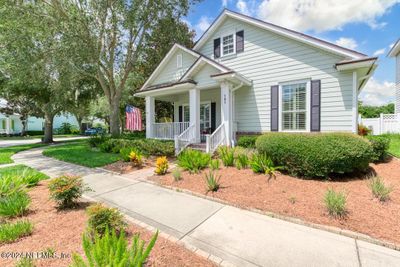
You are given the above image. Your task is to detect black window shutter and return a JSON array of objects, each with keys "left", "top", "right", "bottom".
[
  {"left": 236, "top": 30, "right": 244, "bottom": 53},
  {"left": 214, "top": 38, "right": 221, "bottom": 59},
  {"left": 211, "top": 102, "right": 216, "bottom": 132},
  {"left": 271, "top": 85, "right": 279, "bottom": 132},
  {"left": 310, "top": 80, "right": 321, "bottom": 132},
  {"left": 178, "top": 106, "right": 183, "bottom": 122}
]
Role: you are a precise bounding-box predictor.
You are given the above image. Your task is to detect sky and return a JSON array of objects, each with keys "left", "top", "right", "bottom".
[{"left": 184, "top": 0, "right": 400, "bottom": 106}]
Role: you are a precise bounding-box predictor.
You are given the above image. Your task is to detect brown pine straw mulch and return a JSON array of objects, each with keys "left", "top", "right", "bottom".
[
  {"left": 0, "top": 181, "right": 215, "bottom": 267},
  {"left": 149, "top": 157, "right": 400, "bottom": 246}
]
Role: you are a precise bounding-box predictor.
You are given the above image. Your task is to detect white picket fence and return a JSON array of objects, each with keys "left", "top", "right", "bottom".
[{"left": 360, "top": 113, "right": 400, "bottom": 135}]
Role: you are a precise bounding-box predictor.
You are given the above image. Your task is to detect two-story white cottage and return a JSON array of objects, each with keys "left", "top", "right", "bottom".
[{"left": 136, "top": 9, "right": 377, "bottom": 154}]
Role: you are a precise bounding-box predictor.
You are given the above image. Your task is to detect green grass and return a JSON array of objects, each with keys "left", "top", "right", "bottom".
[
  {"left": 43, "top": 143, "right": 120, "bottom": 167},
  {"left": 0, "top": 220, "right": 33, "bottom": 243},
  {"left": 0, "top": 143, "right": 47, "bottom": 165},
  {"left": 383, "top": 134, "right": 400, "bottom": 158}
]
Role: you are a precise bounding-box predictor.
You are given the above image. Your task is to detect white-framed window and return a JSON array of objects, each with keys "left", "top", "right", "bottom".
[
  {"left": 279, "top": 80, "right": 310, "bottom": 132},
  {"left": 222, "top": 33, "right": 235, "bottom": 56},
  {"left": 177, "top": 53, "right": 182, "bottom": 68},
  {"left": 182, "top": 105, "right": 190, "bottom": 122}
]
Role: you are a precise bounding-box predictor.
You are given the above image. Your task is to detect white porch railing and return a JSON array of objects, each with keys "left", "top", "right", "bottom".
[
  {"left": 360, "top": 113, "right": 400, "bottom": 135},
  {"left": 153, "top": 122, "right": 189, "bottom": 140},
  {"left": 175, "top": 124, "right": 196, "bottom": 155},
  {"left": 206, "top": 122, "right": 226, "bottom": 153}
]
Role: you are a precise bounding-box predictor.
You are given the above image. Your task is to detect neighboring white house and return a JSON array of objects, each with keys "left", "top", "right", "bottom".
[
  {"left": 0, "top": 99, "right": 80, "bottom": 134},
  {"left": 135, "top": 9, "right": 377, "bottom": 153}
]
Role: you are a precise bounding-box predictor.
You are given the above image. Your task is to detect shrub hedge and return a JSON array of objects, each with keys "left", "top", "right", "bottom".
[
  {"left": 365, "top": 135, "right": 390, "bottom": 162},
  {"left": 256, "top": 133, "right": 374, "bottom": 178},
  {"left": 237, "top": 135, "right": 258, "bottom": 148},
  {"left": 99, "top": 138, "right": 175, "bottom": 157}
]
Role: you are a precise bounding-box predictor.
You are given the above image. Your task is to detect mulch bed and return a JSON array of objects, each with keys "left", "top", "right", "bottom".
[
  {"left": 104, "top": 156, "right": 176, "bottom": 174},
  {"left": 149, "top": 157, "right": 400, "bottom": 246},
  {"left": 0, "top": 181, "right": 215, "bottom": 267}
]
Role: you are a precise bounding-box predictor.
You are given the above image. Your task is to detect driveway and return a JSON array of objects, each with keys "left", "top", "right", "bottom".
[{"left": 0, "top": 136, "right": 87, "bottom": 148}]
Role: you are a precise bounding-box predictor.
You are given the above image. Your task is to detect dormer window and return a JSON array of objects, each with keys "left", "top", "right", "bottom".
[
  {"left": 222, "top": 34, "right": 235, "bottom": 56},
  {"left": 177, "top": 53, "right": 182, "bottom": 68}
]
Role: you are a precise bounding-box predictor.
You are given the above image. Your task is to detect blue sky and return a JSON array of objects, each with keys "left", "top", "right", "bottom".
[{"left": 184, "top": 0, "right": 400, "bottom": 106}]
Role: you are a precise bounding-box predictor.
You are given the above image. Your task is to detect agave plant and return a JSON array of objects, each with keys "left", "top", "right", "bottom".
[{"left": 204, "top": 171, "right": 221, "bottom": 192}]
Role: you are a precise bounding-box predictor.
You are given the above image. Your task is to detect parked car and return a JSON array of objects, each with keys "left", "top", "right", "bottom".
[{"left": 84, "top": 127, "right": 104, "bottom": 135}]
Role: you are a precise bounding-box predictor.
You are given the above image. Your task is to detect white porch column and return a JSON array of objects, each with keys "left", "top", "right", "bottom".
[
  {"left": 5, "top": 116, "right": 11, "bottom": 135},
  {"left": 189, "top": 88, "right": 200, "bottom": 143},
  {"left": 221, "top": 82, "right": 232, "bottom": 146},
  {"left": 145, "top": 96, "right": 155, "bottom": 138}
]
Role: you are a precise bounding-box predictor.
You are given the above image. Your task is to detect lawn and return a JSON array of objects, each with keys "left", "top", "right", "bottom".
[
  {"left": 42, "top": 142, "right": 121, "bottom": 167},
  {"left": 0, "top": 143, "right": 47, "bottom": 164},
  {"left": 384, "top": 134, "right": 400, "bottom": 157},
  {"left": 0, "top": 134, "right": 81, "bottom": 140}
]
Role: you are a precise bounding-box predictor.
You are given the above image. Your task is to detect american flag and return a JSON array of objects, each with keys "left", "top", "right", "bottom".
[{"left": 125, "top": 105, "right": 142, "bottom": 131}]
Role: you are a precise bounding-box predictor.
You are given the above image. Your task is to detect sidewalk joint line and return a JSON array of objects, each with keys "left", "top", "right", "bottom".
[
  {"left": 179, "top": 205, "right": 225, "bottom": 241},
  {"left": 355, "top": 239, "right": 362, "bottom": 267}
]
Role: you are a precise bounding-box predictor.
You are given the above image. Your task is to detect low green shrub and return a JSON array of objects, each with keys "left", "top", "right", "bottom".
[
  {"left": 87, "top": 134, "right": 109, "bottom": 148},
  {"left": 249, "top": 153, "right": 282, "bottom": 180},
  {"left": 120, "top": 131, "right": 146, "bottom": 140},
  {"left": 209, "top": 159, "right": 220, "bottom": 170},
  {"left": 369, "top": 176, "right": 392, "bottom": 202},
  {"left": 86, "top": 204, "right": 126, "bottom": 236},
  {"left": 366, "top": 135, "right": 390, "bottom": 162},
  {"left": 26, "top": 130, "right": 44, "bottom": 136},
  {"left": 100, "top": 138, "right": 174, "bottom": 156},
  {"left": 0, "top": 175, "right": 25, "bottom": 197},
  {"left": 48, "top": 175, "right": 91, "bottom": 209},
  {"left": 218, "top": 146, "right": 235, "bottom": 167},
  {"left": 0, "top": 166, "right": 48, "bottom": 194},
  {"left": 0, "top": 220, "right": 33, "bottom": 243},
  {"left": 256, "top": 133, "right": 374, "bottom": 178},
  {"left": 0, "top": 191, "right": 31, "bottom": 217},
  {"left": 172, "top": 168, "right": 182, "bottom": 181},
  {"left": 15, "top": 257, "right": 35, "bottom": 267},
  {"left": 235, "top": 153, "right": 249, "bottom": 170},
  {"left": 71, "top": 229, "right": 158, "bottom": 267},
  {"left": 178, "top": 149, "right": 211, "bottom": 173},
  {"left": 237, "top": 135, "right": 258, "bottom": 148},
  {"left": 204, "top": 171, "right": 221, "bottom": 192},
  {"left": 324, "top": 189, "right": 347, "bottom": 217}
]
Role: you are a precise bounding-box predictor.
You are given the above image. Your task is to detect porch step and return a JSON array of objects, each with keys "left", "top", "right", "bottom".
[{"left": 188, "top": 143, "right": 207, "bottom": 152}]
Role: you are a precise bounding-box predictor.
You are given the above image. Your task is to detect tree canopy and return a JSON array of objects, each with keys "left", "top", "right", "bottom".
[{"left": 358, "top": 101, "right": 395, "bottom": 118}]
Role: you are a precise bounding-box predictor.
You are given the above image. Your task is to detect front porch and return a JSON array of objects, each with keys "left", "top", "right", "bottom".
[{"left": 143, "top": 83, "right": 234, "bottom": 154}]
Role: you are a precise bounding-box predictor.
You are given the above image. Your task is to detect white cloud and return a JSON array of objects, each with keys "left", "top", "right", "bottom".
[
  {"left": 236, "top": 0, "right": 250, "bottom": 15},
  {"left": 222, "top": 0, "right": 229, "bottom": 7},
  {"left": 390, "top": 43, "right": 395, "bottom": 48},
  {"left": 335, "top": 37, "right": 358, "bottom": 50},
  {"left": 257, "top": 0, "right": 399, "bottom": 32},
  {"left": 373, "top": 48, "right": 386, "bottom": 56},
  {"left": 195, "top": 16, "right": 212, "bottom": 37},
  {"left": 359, "top": 77, "right": 395, "bottom": 106}
]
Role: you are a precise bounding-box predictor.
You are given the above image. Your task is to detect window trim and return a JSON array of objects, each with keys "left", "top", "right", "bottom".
[
  {"left": 220, "top": 32, "right": 236, "bottom": 57},
  {"left": 278, "top": 79, "right": 311, "bottom": 132},
  {"left": 181, "top": 101, "right": 212, "bottom": 125},
  {"left": 176, "top": 53, "right": 183, "bottom": 69}
]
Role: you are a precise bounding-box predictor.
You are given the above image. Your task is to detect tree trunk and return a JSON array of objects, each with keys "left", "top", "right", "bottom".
[
  {"left": 109, "top": 98, "right": 121, "bottom": 137},
  {"left": 21, "top": 120, "right": 27, "bottom": 136},
  {"left": 43, "top": 112, "right": 54, "bottom": 143},
  {"left": 76, "top": 116, "right": 85, "bottom": 134}
]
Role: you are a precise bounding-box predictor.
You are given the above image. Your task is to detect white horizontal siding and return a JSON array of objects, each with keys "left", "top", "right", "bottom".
[
  {"left": 198, "top": 17, "right": 354, "bottom": 132},
  {"left": 151, "top": 50, "right": 197, "bottom": 86}
]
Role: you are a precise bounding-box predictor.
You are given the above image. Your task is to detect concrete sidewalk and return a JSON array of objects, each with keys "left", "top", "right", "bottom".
[
  {"left": 12, "top": 148, "right": 400, "bottom": 267},
  {"left": 0, "top": 136, "right": 87, "bottom": 148}
]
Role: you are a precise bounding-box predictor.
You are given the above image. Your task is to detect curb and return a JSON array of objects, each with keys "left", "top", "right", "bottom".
[{"left": 82, "top": 194, "right": 234, "bottom": 267}]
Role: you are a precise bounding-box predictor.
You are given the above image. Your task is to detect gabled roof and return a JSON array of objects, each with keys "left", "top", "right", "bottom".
[
  {"left": 194, "top": 9, "right": 367, "bottom": 60},
  {"left": 139, "top": 44, "right": 199, "bottom": 91},
  {"left": 388, "top": 39, "right": 400, "bottom": 57},
  {"left": 179, "top": 55, "right": 230, "bottom": 81}
]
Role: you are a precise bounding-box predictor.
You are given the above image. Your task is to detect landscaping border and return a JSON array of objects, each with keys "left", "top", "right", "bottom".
[{"left": 143, "top": 177, "right": 400, "bottom": 252}]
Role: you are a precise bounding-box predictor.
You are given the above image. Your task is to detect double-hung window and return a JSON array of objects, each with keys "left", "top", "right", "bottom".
[
  {"left": 281, "top": 82, "right": 308, "bottom": 131},
  {"left": 222, "top": 34, "right": 235, "bottom": 56}
]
